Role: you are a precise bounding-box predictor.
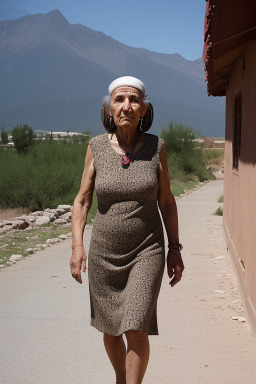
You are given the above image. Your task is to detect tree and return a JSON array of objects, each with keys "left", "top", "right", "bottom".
[
  {"left": 45, "top": 131, "right": 53, "bottom": 141},
  {"left": 82, "top": 130, "right": 91, "bottom": 138},
  {"left": 1, "top": 126, "right": 9, "bottom": 144},
  {"left": 12, "top": 124, "right": 35, "bottom": 153}
]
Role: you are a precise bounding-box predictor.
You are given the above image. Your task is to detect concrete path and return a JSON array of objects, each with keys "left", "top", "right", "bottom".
[{"left": 1, "top": 179, "right": 256, "bottom": 384}]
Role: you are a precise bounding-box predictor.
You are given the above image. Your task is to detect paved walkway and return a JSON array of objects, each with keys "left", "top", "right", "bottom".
[{"left": 1, "top": 178, "right": 256, "bottom": 384}]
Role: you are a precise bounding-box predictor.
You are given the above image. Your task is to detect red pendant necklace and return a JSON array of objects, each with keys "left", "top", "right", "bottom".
[
  {"left": 116, "top": 133, "right": 140, "bottom": 166},
  {"left": 121, "top": 150, "right": 131, "bottom": 165}
]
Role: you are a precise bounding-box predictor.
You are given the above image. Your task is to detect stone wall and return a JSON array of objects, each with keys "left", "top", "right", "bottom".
[{"left": 0, "top": 205, "right": 72, "bottom": 234}]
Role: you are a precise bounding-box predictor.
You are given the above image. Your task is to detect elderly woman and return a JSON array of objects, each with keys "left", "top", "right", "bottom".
[{"left": 70, "top": 76, "right": 184, "bottom": 384}]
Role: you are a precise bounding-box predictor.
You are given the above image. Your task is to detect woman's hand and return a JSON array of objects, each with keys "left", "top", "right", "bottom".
[
  {"left": 167, "top": 249, "right": 184, "bottom": 287},
  {"left": 71, "top": 144, "right": 95, "bottom": 284},
  {"left": 70, "top": 246, "right": 87, "bottom": 284}
]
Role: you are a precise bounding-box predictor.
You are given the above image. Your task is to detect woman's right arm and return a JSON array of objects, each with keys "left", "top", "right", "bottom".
[{"left": 70, "top": 144, "right": 95, "bottom": 284}]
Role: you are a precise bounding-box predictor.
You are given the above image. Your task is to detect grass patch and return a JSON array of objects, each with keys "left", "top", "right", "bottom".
[
  {"left": 215, "top": 206, "right": 223, "bottom": 216},
  {"left": 218, "top": 196, "right": 224, "bottom": 203},
  {"left": 202, "top": 149, "right": 223, "bottom": 161},
  {"left": 0, "top": 223, "right": 72, "bottom": 265},
  {"left": 171, "top": 180, "right": 198, "bottom": 197}
]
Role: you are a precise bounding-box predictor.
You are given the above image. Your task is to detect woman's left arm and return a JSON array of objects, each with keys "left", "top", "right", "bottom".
[{"left": 158, "top": 144, "right": 185, "bottom": 287}]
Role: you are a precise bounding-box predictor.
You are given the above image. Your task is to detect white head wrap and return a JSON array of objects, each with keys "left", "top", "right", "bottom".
[{"left": 108, "top": 76, "right": 146, "bottom": 96}]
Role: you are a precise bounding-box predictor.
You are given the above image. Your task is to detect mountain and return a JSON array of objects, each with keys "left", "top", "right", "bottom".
[
  {"left": 0, "top": 7, "right": 29, "bottom": 20},
  {"left": 0, "top": 10, "right": 225, "bottom": 136}
]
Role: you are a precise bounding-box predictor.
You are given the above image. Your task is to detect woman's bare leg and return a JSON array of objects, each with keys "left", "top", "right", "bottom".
[
  {"left": 103, "top": 333, "right": 126, "bottom": 384},
  {"left": 125, "top": 330, "right": 150, "bottom": 384}
]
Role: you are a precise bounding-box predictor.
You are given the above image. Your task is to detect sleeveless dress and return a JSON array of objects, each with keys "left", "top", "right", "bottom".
[{"left": 88, "top": 132, "right": 165, "bottom": 336}]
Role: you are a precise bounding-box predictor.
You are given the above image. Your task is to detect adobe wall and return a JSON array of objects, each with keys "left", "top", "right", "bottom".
[{"left": 224, "top": 41, "right": 256, "bottom": 309}]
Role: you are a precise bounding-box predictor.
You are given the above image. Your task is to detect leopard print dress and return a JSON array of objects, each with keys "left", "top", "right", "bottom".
[{"left": 88, "top": 132, "right": 165, "bottom": 336}]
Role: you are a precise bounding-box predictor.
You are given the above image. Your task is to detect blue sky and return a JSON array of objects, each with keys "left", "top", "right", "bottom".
[{"left": 1, "top": 0, "right": 206, "bottom": 60}]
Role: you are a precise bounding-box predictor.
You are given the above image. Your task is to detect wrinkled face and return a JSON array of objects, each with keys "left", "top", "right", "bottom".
[{"left": 110, "top": 86, "right": 147, "bottom": 129}]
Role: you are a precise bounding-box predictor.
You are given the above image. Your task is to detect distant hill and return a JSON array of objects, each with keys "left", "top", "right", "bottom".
[
  {"left": 0, "top": 7, "right": 29, "bottom": 20},
  {"left": 0, "top": 10, "right": 225, "bottom": 137}
]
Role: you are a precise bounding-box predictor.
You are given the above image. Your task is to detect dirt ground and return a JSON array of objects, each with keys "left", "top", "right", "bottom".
[{"left": 0, "top": 207, "right": 32, "bottom": 221}]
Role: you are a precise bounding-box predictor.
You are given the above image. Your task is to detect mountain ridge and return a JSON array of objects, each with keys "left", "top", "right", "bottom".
[
  {"left": 0, "top": 6, "right": 29, "bottom": 21},
  {"left": 0, "top": 10, "right": 225, "bottom": 136}
]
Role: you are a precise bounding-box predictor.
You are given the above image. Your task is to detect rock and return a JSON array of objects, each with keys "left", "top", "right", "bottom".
[
  {"left": 238, "top": 316, "right": 246, "bottom": 323},
  {"left": 56, "top": 208, "right": 65, "bottom": 214},
  {"left": 42, "top": 244, "right": 48, "bottom": 248},
  {"left": 18, "top": 221, "right": 29, "bottom": 230},
  {"left": 2, "top": 220, "right": 13, "bottom": 225},
  {"left": 3, "top": 225, "right": 13, "bottom": 231},
  {"left": 25, "top": 248, "right": 33, "bottom": 253},
  {"left": 54, "top": 218, "right": 67, "bottom": 224},
  {"left": 59, "top": 234, "right": 68, "bottom": 240},
  {"left": 6, "top": 261, "right": 12, "bottom": 266},
  {"left": 49, "top": 209, "right": 59, "bottom": 214},
  {"left": 46, "top": 239, "right": 55, "bottom": 245},
  {"left": 35, "top": 216, "right": 50, "bottom": 226},
  {"left": 214, "top": 290, "right": 225, "bottom": 294},
  {"left": 11, "top": 220, "right": 25, "bottom": 229},
  {"left": 9, "top": 254, "right": 23, "bottom": 262},
  {"left": 57, "top": 205, "right": 72, "bottom": 211},
  {"left": 36, "top": 244, "right": 44, "bottom": 248},
  {"left": 0, "top": 243, "right": 8, "bottom": 248},
  {"left": 28, "top": 216, "right": 36, "bottom": 222},
  {"left": 0, "top": 264, "right": 5, "bottom": 268},
  {"left": 30, "top": 211, "right": 44, "bottom": 216},
  {"left": 62, "top": 212, "right": 72, "bottom": 219},
  {"left": 43, "top": 212, "right": 56, "bottom": 221},
  {"left": 44, "top": 208, "right": 51, "bottom": 212},
  {"left": 66, "top": 232, "right": 72, "bottom": 237}
]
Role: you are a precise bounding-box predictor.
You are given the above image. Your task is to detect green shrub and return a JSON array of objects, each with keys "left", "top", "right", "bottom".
[
  {"left": 161, "top": 121, "right": 199, "bottom": 153},
  {"left": 0, "top": 140, "right": 88, "bottom": 211},
  {"left": 202, "top": 149, "right": 223, "bottom": 161},
  {"left": 218, "top": 196, "right": 224, "bottom": 203},
  {"left": 161, "top": 121, "right": 214, "bottom": 182},
  {"left": 1, "top": 126, "right": 8, "bottom": 144},
  {"left": 215, "top": 206, "right": 223, "bottom": 216},
  {"left": 12, "top": 124, "right": 35, "bottom": 153}
]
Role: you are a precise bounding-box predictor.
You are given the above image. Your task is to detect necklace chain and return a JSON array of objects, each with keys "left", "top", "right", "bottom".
[
  {"left": 115, "top": 133, "right": 140, "bottom": 154},
  {"left": 113, "top": 132, "right": 140, "bottom": 166}
]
